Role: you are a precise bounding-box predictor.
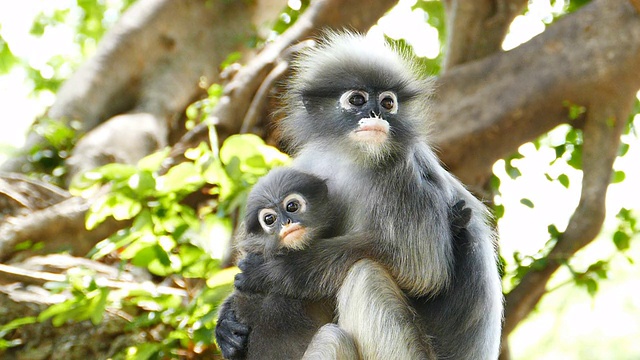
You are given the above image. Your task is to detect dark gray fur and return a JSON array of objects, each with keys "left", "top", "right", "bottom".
[
  {"left": 216, "top": 168, "right": 345, "bottom": 359},
  {"left": 233, "top": 32, "right": 503, "bottom": 359}
]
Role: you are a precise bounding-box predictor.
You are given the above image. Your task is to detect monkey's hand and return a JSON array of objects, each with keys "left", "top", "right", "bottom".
[
  {"left": 235, "top": 253, "right": 271, "bottom": 294},
  {"left": 215, "top": 297, "right": 250, "bottom": 359},
  {"left": 451, "top": 200, "right": 472, "bottom": 240}
]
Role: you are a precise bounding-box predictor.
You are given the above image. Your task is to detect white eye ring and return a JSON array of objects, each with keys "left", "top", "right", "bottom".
[
  {"left": 258, "top": 208, "right": 278, "bottom": 233},
  {"left": 378, "top": 91, "right": 398, "bottom": 114},
  {"left": 340, "top": 90, "right": 369, "bottom": 110},
  {"left": 282, "top": 193, "right": 307, "bottom": 214}
]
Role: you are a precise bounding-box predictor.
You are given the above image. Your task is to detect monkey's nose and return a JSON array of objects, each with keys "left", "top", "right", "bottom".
[
  {"left": 369, "top": 110, "right": 380, "bottom": 118},
  {"left": 286, "top": 218, "right": 292, "bottom": 225}
]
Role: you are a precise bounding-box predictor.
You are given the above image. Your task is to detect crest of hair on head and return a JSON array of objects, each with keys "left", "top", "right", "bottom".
[{"left": 279, "top": 30, "right": 435, "bottom": 152}]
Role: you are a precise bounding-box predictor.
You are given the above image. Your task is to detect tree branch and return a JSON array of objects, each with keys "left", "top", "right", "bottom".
[
  {"left": 0, "top": 196, "right": 126, "bottom": 262},
  {"left": 167, "top": 0, "right": 397, "bottom": 163},
  {"left": 432, "top": 0, "right": 640, "bottom": 188},
  {"left": 442, "top": 0, "right": 528, "bottom": 71},
  {"left": 1, "top": 0, "right": 271, "bottom": 174},
  {"left": 502, "top": 92, "right": 635, "bottom": 336},
  {"left": 0, "top": 263, "right": 186, "bottom": 297}
]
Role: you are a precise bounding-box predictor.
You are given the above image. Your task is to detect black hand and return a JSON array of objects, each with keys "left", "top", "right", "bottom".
[
  {"left": 234, "top": 253, "right": 270, "bottom": 294},
  {"left": 451, "top": 200, "right": 472, "bottom": 239},
  {"left": 215, "top": 298, "right": 250, "bottom": 359}
]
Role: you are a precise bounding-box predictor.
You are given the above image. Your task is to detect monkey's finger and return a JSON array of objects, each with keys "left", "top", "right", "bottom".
[
  {"left": 216, "top": 319, "right": 250, "bottom": 358},
  {"left": 237, "top": 252, "right": 264, "bottom": 272},
  {"left": 452, "top": 200, "right": 466, "bottom": 212}
]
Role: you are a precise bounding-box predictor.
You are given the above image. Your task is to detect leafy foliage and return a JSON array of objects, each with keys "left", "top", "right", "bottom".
[
  {"left": 1, "top": 134, "right": 289, "bottom": 357},
  {"left": 0, "top": 33, "right": 18, "bottom": 74},
  {"left": 23, "top": 118, "right": 80, "bottom": 186}
]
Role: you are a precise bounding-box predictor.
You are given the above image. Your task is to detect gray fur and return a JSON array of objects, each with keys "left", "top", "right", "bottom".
[
  {"left": 232, "top": 32, "right": 503, "bottom": 359},
  {"left": 302, "top": 324, "right": 359, "bottom": 360},
  {"left": 216, "top": 168, "right": 337, "bottom": 360}
]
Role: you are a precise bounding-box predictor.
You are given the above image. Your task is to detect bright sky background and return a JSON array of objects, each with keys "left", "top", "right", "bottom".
[{"left": 1, "top": 0, "right": 639, "bottom": 358}]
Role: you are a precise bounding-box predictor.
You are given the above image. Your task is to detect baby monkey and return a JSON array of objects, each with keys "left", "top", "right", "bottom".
[
  {"left": 216, "top": 167, "right": 352, "bottom": 360},
  {"left": 242, "top": 167, "right": 344, "bottom": 256}
]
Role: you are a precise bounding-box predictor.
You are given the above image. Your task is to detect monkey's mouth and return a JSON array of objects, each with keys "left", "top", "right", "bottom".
[
  {"left": 280, "top": 223, "right": 307, "bottom": 249},
  {"left": 350, "top": 117, "right": 389, "bottom": 144}
]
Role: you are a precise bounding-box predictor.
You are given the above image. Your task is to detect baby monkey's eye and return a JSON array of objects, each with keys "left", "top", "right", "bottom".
[
  {"left": 282, "top": 193, "right": 307, "bottom": 214},
  {"left": 286, "top": 200, "right": 300, "bottom": 213},
  {"left": 258, "top": 208, "right": 278, "bottom": 232},
  {"left": 263, "top": 213, "right": 276, "bottom": 225}
]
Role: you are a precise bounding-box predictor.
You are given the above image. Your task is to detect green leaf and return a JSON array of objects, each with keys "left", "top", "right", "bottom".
[
  {"left": 86, "top": 193, "right": 117, "bottom": 230},
  {"left": 520, "top": 198, "right": 534, "bottom": 208},
  {"left": 611, "top": 170, "right": 626, "bottom": 184},
  {"left": 86, "top": 163, "right": 137, "bottom": 183},
  {"left": 0, "top": 316, "right": 37, "bottom": 336},
  {"left": 618, "top": 142, "right": 630, "bottom": 157},
  {"left": 157, "top": 162, "right": 204, "bottom": 194},
  {"left": 548, "top": 224, "right": 561, "bottom": 239},
  {"left": 128, "top": 171, "right": 156, "bottom": 195},
  {"left": 110, "top": 194, "right": 142, "bottom": 221},
  {"left": 38, "top": 301, "right": 75, "bottom": 326},
  {"left": 557, "top": 173, "right": 570, "bottom": 188},
  {"left": 0, "top": 35, "right": 18, "bottom": 73},
  {"left": 220, "top": 134, "right": 290, "bottom": 176},
  {"left": 493, "top": 204, "right": 505, "bottom": 220},
  {"left": 554, "top": 144, "right": 566, "bottom": 160},
  {"left": 124, "top": 342, "right": 162, "bottom": 360},
  {"left": 137, "top": 148, "right": 170, "bottom": 171},
  {"left": 89, "top": 287, "right": 110, "bottom": 325},
  {"left": 567, "top": 145, "right": 582, "bottom": 170},
  {"left": 489, "top": 174, "right": 501, "bottom": 192},
  {"left": 613, "top": 230, "right": 631, "bottom": 251}
]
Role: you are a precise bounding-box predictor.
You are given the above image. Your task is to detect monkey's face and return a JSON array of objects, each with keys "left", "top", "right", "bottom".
[
  {"left": 296, "top": 73, "right": 422, "bottom": 165},
  {"left": 244, "top": 168, "right": 332, "bottom": 255},
  {"left": 283, "top": 33, "right": 431, "bottom": 164},
  {"left": 339, "top": 89, "right": 398, "bottom": 155},
  {"left": 258, "top": 192, "right": 311, "bottom": 251}
]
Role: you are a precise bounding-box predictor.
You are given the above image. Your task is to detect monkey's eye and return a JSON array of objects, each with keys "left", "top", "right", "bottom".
[
  {"left": 286, "top": 200, "right": 300, "bottom": 213},
  {"left": 380, "top": 97, "right": 394, "bottom": 110},
  {"left": 258, "top": 209, "right": 278, "bottom": 232},
  {"left": 263, "top": 213, "right": 276, "bottom": 225},
  {"left": 349, "top": 94, "right": 366, "bottom": 106},
  {"left": 282, "top": 193, "right": 307, "bottom": 214},
  {"left": 340, "top": 90, "right": 369, "bottom": 110},
  {"left": 378, "top": 91, "right": 398, "bottom": 114}
]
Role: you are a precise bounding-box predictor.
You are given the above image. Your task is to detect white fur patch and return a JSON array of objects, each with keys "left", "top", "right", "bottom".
[{"left": 350, "top": 117, "right": 390, "bottom": 142}]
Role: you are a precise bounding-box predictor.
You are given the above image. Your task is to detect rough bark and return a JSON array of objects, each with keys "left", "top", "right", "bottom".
[
  {"left": 442, "top": 0, "right": 528, "bottom": 70},
  {"left": 503, "top": 93, "right": 634, "bottom": 336},
  {"left": 167, "top": 0, "right": 398, "bottom": 164},
  {"left": 1, "top": 0, "right": 272, "bottom": 178},
  {"left": 431, "top": 0, "right": 640, "bottom": 188}
]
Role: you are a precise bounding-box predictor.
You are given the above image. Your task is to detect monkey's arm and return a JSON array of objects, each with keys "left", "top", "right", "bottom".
[
  {"left": 235, "top": 232, "right": 376, "bottom": 300},
  {"left": 215, "top": 294, "right": 250, "bottom": 359},
  {"left": 235, "top": 200, "right": 473, "bottom": 300}
]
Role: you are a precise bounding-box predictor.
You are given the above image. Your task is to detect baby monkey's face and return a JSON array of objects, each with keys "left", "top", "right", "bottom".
[{"left": 258, "top": 192, "right": 311, "bottom": 250}]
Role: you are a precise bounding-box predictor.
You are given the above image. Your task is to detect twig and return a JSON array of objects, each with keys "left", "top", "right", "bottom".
[{"left": 0, "top": 263, "right": 187, "bottom": 297}]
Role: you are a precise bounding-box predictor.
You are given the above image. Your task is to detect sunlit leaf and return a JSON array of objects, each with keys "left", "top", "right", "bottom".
[
  {"left": 520, "top": 198, "right": 534, "bottom": 208},
  {"left": 613, "top": 230, "right": 631, "bottom": 251},
  {"left": 137, "top": 148, "right": 170, "bottom": 171},
  {"left": 557, "top": 173, "right": 570, "bottom": 188},
  {"left": 611, "top": 170, "right": 626, "bottom": 184}
]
